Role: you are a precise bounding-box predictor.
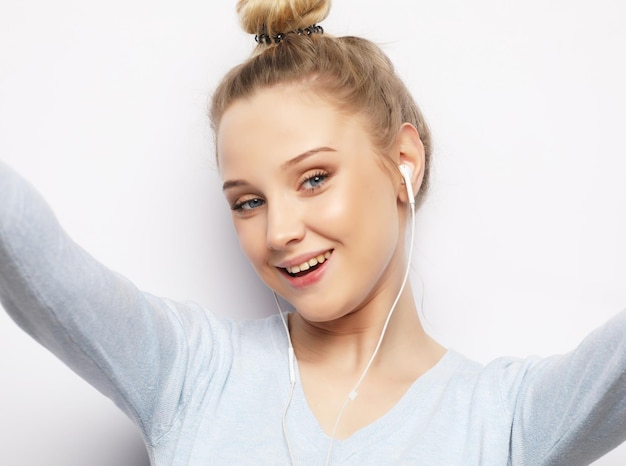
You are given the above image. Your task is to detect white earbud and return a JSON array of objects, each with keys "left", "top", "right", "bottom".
[{"left": 398, "top": 164, "right": 415, "bottom": 206}]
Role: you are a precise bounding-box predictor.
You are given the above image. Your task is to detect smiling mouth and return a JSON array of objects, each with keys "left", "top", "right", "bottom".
[{"left": 283, "top": 251, "right": 332, "bottom": 277}]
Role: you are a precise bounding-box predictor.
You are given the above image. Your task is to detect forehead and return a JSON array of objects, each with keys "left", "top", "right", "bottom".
[{"left": 216, "top": 85, "right": 355, "bottom": 173}]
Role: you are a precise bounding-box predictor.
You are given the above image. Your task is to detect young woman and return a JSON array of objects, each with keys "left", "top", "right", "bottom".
[{"left": 1, "top": 0, "right": 625, "bottom": 464}]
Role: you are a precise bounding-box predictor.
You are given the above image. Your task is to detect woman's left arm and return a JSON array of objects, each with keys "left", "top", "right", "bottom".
[{"left": 508, "top": 310, "right": 626, "bottom": 465}]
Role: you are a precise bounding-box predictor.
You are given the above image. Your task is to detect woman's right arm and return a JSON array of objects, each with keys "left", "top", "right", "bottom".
[{"left": 0, "top": 161, "right": 207, "bottom": 444}]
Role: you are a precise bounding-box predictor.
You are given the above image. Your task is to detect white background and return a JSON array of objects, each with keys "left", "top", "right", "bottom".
[{"left": 1, "top": 0, "right": 625, "bottom": 464}]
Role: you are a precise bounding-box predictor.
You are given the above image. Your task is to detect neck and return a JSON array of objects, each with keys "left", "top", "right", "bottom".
[{"left": 288, "top": 285, "right": 439, "bottom": 374}]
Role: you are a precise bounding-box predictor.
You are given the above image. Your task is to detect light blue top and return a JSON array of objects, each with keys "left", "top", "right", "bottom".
[{"left": 1, "top": 161, "right": 625, "bottom": 465}]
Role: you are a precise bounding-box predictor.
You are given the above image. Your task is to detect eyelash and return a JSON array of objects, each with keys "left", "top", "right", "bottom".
[
  {"left": 232, "top": 197, "right": 264, "bottom": 212},
  {"left": 300, "top": 170, "right": 329, "bottom": 192},
  {"left": 231, "top": 170, "right": 331, "bottom": 214}
]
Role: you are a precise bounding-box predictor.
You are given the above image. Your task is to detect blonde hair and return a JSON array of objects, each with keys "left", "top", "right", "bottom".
[{"left": 210, "top": 0, "right": 432, "bottom": 205}]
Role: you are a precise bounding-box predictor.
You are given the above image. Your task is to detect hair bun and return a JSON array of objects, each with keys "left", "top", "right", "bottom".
[{"left": 237, "top": 0, "right": 330, "bottom": 38}]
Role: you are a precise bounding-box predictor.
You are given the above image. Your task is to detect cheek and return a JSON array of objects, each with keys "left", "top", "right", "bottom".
[
  {"left": 320, "top": 172, "right": 398, "bottom": 232},
  {"left": 303, "top": 185, "right": 398, "bottom": 268},
  {"left": 233, "top": 218, "right": 266, "bottom": 266}
]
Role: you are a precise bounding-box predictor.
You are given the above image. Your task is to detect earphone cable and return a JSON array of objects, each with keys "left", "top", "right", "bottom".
[
  {"left": 324, "top": 198, "right": 416, "bottom": 465},
  {"left": 274, "top": 292, "right": 297, "bottom": 465},
  {"left": 275, "top": 194, "right": 416, "bottom": 466}
]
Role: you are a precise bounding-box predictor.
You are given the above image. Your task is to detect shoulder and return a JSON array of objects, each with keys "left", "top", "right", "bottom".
[{"left": 165, "top": 303, "right": 288, "bottom": 359}]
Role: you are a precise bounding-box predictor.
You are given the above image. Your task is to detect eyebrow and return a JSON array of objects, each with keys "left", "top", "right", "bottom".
[
  {"left": 222, "top": 146, "right": 336, "bottom": 191},
  {"left": 280, "top": 146, "right": 336, "bottom": 170}
]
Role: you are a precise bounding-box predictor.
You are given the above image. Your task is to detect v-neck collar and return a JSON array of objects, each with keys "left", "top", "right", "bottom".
[{"left": 270, "top": 313, "right": 462, "bottom": 460}]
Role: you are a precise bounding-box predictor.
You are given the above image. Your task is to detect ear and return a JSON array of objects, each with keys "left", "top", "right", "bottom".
[{"left": 394, "top": 123, "right": 425, "bottom": 204}]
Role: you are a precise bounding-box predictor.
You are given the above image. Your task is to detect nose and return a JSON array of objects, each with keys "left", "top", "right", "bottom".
[{"left": 266, "top": 196, "right": 305, "bottom": 250}]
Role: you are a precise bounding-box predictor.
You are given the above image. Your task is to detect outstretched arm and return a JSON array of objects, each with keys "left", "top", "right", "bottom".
[
  {"left": 506, "top": 310, "right": 626, "bottom": 465},
  {"left": 0, "top": 162, "right": 207, "bottom": 444}
]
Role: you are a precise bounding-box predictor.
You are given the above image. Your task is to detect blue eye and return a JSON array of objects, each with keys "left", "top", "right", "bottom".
[
  {"left": 233, "top": 197, "right": 265, "bottom": 211},
  {"left": 301, "top": 172, "right": 328, "bottom": 190}
]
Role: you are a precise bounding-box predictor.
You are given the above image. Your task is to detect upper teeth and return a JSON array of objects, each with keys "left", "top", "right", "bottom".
[{"left": 286, "top": 251, "right": 331, "bottom": 274}]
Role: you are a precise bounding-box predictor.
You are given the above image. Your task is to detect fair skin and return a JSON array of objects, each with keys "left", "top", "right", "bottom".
[{"left": 218, "top": 84, "right": 446, "bottom": 438}]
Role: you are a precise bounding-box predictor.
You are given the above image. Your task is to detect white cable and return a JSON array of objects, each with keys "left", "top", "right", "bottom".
[
  {"left": 282, "top": 376, "right": 296, "bottom": 465},
  {"left": 275, "top": 198, "right": 416, "bottom": 466},
  {"left": 324, "top": 199, "right": 416, "bottom": 465},
  {"left": 274, "top": 292, "right": 297, "bottom": 466}
]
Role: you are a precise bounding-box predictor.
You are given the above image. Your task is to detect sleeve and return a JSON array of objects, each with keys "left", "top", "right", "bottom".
[
  {"left": 0, "top": 162, "right": 209, "bottom": 445},
  {"left": 507, "top": 310, "right": 626, "bottom": 466}
]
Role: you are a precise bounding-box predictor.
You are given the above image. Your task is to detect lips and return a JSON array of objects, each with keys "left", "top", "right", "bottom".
[
  {"left": 284, "top": 251, "right": 332, "bottom": 276},
  {"left": 275, "top": 250, "right": 333, "bottom": 283}
]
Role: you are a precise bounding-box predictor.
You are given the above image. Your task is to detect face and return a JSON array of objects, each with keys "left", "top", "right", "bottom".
[{"left": 217, "top": 85, "right": 410, "bottom": 323}]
